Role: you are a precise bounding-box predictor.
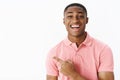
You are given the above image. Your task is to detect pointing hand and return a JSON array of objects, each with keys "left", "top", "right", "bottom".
[{"left": 53, "top": 56, "right": 76, "bottom": 77}]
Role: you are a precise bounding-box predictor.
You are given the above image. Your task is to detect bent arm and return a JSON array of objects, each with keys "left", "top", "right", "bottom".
[
  {"left": 68, "top": 72, "right": 86, "bottom": 80},
  {"left": 47, "top": 75, "right": 58, "bottom": 80},
  {"left": 98, "top": 72, "right": 114, "bottom": 80},
  {"left": 98, "top": 45, "right": 114, "bottom": 80},
  {"left": 70, "top": 71, "right": 114, "bottom": 80}
]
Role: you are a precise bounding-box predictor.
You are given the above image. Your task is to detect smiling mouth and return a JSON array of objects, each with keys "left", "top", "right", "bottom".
[
  {"left": 69, "top": 25, "right": 81, "bottom": 32},
  {"left": 70, "top": 25, "right": 80, "bottom": 28},
  {"left": 70, "top": 25, "right": 80, "bottom": 29}
]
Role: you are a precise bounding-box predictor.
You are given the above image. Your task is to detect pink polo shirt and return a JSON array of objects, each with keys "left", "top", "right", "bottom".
[{"left": 46, "top": 33, "right": 114, "bottom": 80}]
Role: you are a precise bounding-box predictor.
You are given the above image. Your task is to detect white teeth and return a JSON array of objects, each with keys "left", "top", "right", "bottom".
[{"left": 71, "top": 25, "right": 80, "bottom": 28}]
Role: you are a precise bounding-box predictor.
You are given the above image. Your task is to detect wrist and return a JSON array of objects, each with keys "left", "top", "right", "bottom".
[
  {"left": 69, "top": 72, "right": 86, "bottom": 80},
  {"left": 69, "top": 72, "right": 78, "bottom": 80}
]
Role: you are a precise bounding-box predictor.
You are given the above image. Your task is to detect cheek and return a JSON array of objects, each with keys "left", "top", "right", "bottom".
[
  {"left": 65, "top": 20, "right": 71, "bottom": 26},
  {"left": 64, "top": 23, "right": 69, "bottom": 31}
]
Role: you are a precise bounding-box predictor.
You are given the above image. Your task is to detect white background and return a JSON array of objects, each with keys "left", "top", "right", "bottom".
[{"left": 0, "top": 0, "right": 120, "bottom": 80}]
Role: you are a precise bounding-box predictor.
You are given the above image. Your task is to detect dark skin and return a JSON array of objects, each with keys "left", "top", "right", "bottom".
[
  {"left": 63, "top": 6, "right": 88, "bottom": 47},
  {"left": 47, "top": 6, "right": 114, "bottom": 80}
]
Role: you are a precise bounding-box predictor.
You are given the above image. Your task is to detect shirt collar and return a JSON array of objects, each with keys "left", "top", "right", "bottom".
[{"left": 63, "top": 32, "right": 92, "bottom": 46}]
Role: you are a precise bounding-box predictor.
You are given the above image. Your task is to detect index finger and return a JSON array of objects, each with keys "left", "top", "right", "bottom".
[{"left": 53, "top": 56, "right": 63, "bottom": 64}]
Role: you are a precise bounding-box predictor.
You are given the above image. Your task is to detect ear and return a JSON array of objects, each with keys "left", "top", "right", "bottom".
[
  {"left": 63, "top": 18, "right": 65, "bottom": 24},
  {"left": 86, "top": 17, "right": 89, "bottom": 24}
]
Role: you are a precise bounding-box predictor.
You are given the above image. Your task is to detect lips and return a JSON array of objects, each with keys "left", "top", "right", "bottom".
[
  {"left": 70, "top": 25, "right": 80, "bottom": 28},
  {"left": 70, "top": 25, "right": 80, "bottom": 31}
]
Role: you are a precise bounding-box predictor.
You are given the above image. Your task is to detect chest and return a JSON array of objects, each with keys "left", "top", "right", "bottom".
[{"left": 56, "top": 45, "right": 99, "bottom": 79}]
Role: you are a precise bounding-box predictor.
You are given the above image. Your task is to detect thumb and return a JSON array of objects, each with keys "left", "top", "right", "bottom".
[{"left": 67, "top": 59, "right": 73, "bottom": 64}]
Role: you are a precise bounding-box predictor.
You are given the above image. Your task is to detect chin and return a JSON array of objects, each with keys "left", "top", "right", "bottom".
[
  {"left": 71, "top": 34, "right": 81, "bottom": 37},
  {"left": 73, "top": 33, "right": 85, "bottom": 37}
]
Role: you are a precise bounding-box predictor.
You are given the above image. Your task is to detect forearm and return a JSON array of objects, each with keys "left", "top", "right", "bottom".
[{"left": 69, "top": 72, "right": 86, "bottom": 80}]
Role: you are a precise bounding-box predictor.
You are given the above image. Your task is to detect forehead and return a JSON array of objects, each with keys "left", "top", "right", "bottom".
[{"left": 65, "top": 6, "right": 85, "bottom": 14}]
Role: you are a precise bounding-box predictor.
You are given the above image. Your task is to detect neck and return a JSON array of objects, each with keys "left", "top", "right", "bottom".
[{"left": 68, "top": 32, "right": 87, "bottom": 47}]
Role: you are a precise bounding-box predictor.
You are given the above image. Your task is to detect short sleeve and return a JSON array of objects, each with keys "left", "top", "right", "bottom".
[
  {"left": 46, "top": 49, "right": 59, "bottom": 76},
  {"left": 98, "top": 45, "right": 114, "bottom": 72}
]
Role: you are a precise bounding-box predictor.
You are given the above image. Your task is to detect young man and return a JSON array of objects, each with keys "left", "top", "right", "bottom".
[{"left": 46, "top": 3, "right": 114, "bottom": 80}]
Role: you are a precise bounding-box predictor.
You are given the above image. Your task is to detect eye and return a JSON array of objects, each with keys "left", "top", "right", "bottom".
[
  {"left": 67, "top": 15, "right": 73, "bottom": 19},
  {"left": 78, "top": 15, "right": 85, "bottom": 19}
]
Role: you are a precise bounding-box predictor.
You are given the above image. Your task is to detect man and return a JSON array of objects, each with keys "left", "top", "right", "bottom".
[{"left": 46, "top": 3, "right": 114, "bottom": 80}]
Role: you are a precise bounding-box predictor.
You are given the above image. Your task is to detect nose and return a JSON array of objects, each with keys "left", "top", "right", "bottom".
[{"left": 72, "top": 16, "right": 79, "bottom": 23}]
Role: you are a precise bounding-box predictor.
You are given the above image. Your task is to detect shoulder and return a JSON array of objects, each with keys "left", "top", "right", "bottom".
[
  {"left": 91, "top": 36, "right": 110, "bottom": 49},
  {"left": 90, "top": 36, "right": 112, "bottom": 55},
  {"left": 86, "top": 33, "right": 109, "bottom": 49},
  {"left": 47, "top": 39, "right": 65, "bottom": 57}
]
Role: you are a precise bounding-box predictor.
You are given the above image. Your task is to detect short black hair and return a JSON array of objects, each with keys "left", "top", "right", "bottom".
[{"left": 64, "top": 3, "right": 87, "bottom": 16}]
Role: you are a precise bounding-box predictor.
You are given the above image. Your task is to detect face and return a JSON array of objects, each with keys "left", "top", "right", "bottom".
[{"left": 63, "top": 6, "right": 88, "bottom": 38}]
